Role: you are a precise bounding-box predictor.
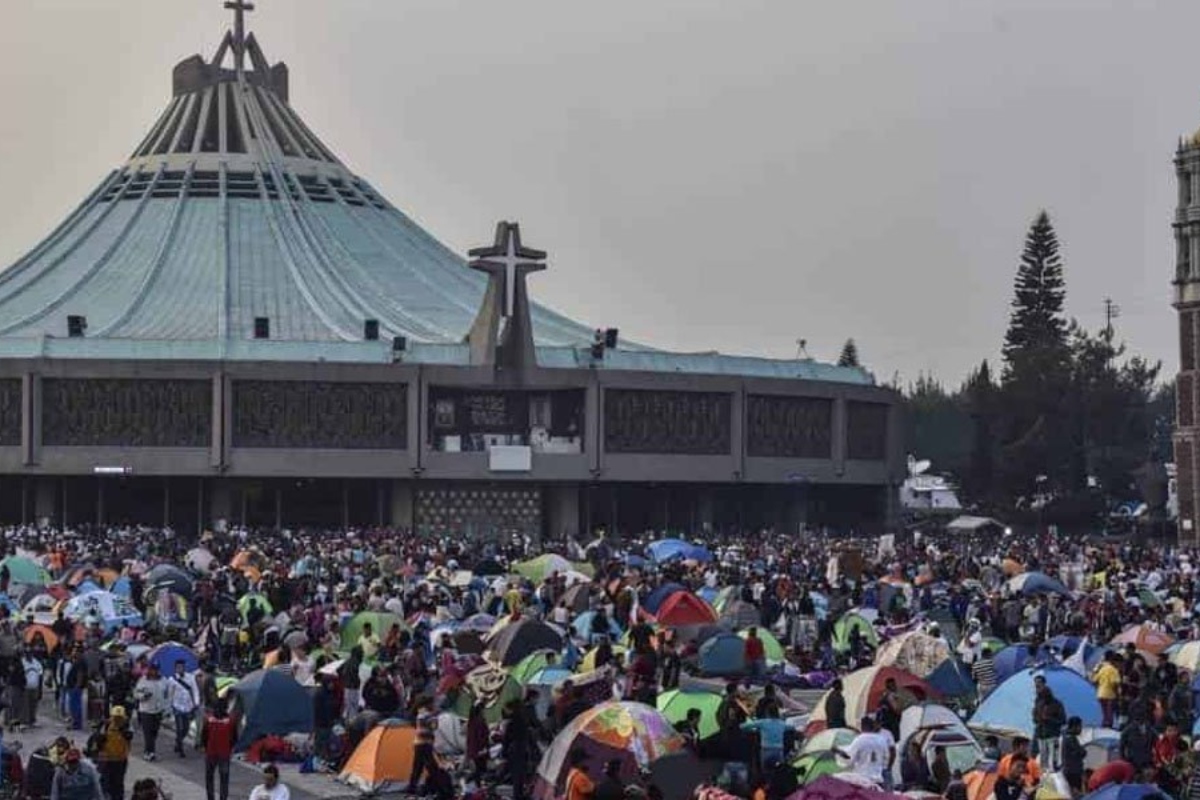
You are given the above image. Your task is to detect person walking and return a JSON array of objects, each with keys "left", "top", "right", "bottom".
[
  {"left": 134, "top": 663, "right": 169, "bottom": 761},
  {"left": 167, "top": 659, "right": 199, "bottom": 757},
  {"left": 50, "top": 748, "right": 102, "bottom": 800},
  {"left": 92, "top": 706, "right": 133, "bottom": 800},
  {"left": 201, "top": 700, "right": 236, "bottom": 800}
]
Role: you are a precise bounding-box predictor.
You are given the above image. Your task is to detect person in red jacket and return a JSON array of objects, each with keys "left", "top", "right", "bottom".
[
  {"left": 200, "top": 700, "right": 237, "bottom": 800},
  {"left": 744, "top": 627, "right": 767, "bottom": 679}
]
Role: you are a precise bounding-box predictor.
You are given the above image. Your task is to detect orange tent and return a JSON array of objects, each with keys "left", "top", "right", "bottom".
[
  {"left": 339, "top": 720, "right": 417, "bottom": 792},
  {"left": 24, "top": 623, "right": 58, "bottom": 651}
]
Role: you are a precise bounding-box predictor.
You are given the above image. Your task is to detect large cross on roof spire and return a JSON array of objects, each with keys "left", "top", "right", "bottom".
[{"left": 224, "top": 0, "right": 255, "bottom": 74}]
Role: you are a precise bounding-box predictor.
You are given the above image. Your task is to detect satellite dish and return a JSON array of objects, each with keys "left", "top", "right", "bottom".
[{"left": 907, "top": 457, "right": 931, "bottom": 476}]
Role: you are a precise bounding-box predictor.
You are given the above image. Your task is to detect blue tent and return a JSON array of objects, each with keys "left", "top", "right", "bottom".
[
  {"left": 993, "top": 645, "right": 1036, "bottom": 684},
  {"left": 698, "top": 633, "right": 746, "bottom": 677},
  {"left": 647, "top": 540, "right": 692, "bottom": 563},
  {"left": 697, "top": 587, "right": 719, "bottom": 605},
  {"left": 969, "top": 666, "right": 1101, "bottom": 738},
  {"left": 148, "top": 642, "right": 200, "bottom": 675},
  {"left": 644, "top": 583, "right": 687, "bottom": 615},
  {"left": 1080, "top": 784, "right": 1170, "bottom": 800},
  {"left": 1038, "top": 636, "right": 1104, "bottom": 671},
  {"left": 926, "top": 658, "right": 976, "bottom": 698},
  {"left": 573, "top": 611, "right": 621, "bottom": 639},
  {"left": 647, "top": 540, "right": 714, "bottom": 564},
  {"left": 110, "top": 576, "right": 132, "bottom": 597},
  {"left": 231, "top": 669, "right": 314, "bottom": 751}
]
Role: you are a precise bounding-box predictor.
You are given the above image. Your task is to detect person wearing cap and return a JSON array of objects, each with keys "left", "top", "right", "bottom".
[
  {"left": 50, "top": 748, "right": 102, "bottom": 800},
  {"left": 93, "top": 705, "right": 132, "bottom": 800},
  {"left": 248, "top": 764, "right": 290, "bottom": 800}
]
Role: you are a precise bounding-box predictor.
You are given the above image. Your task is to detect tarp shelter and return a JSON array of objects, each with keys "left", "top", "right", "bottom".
[
  {"left": 698, "top": 633, "right": 747, "bottom": 676},
  {"left": 647, "top": 539, "right": 713, "bottom": 564},
  {"left": 231, "top": 669, "right": 314, "bottom": 751},
  {"left": 946, "top": 516, "right": 1005, "bottom": 534},
  {"left": 969, "top": 666, "right": 1101, "bottom": 738},
  {"left": 1007, "top": 572, "right": 1070, "bottom": 597},
  {"left": 64, "top": 590, "right": 143, "bottom": 634},
  {"left": 339, "top": 719, "right": 416, "bottom": 792},
  {"left": 874, "top": 632, "right": 951, "bottom": 678},
  {"left": 487, "top": 619, "right": 564, "bottom": 667},
  {"left": 654, "top": 591, "right": 718, "bottom": 627},
  {"left": 786, "top": 775, "right": 910, "bottom": 800}
]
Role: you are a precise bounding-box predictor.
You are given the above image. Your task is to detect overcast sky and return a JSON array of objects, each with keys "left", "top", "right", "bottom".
[{"left": 0, "top": 0, "right": 1192, "bottom": 385}]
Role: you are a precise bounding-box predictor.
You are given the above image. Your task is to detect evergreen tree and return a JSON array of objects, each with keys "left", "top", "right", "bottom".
[
  {"left": 1003, "top": 210, "right": 1069, "bottom": 380},
  {"left": 998, "top": 211, "right": 1074, "bottom": 499},
  {"left": 837, "top": 339, "right": 860, "bottom": 368},
  {"left": 964, "top": 360, "right": 997, "bottom": 503}
]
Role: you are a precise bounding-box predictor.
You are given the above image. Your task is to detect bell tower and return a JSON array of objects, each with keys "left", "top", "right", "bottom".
[{"left": 1174, "top": 136, "right": 1200, "bottom": 541}]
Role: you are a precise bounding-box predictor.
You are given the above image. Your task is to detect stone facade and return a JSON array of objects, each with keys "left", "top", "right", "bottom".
[{"left": 1177, "top": 141, "right": 1200, "bottom": 542}]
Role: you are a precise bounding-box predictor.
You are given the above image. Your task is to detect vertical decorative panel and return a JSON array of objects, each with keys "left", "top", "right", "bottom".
[
  {"left": 746, "top": 395, "right": 833, "bottom": 458},
  {"left": 603, "top": 390, "right": 732, "bottom": 455},
  {"left": 42, "top": 379, "right": 211, "bottom": 447}
]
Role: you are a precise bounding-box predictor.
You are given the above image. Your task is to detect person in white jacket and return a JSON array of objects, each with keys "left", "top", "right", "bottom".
[{"left": 166, "top": 660, "right": 199, "bottom": 758}]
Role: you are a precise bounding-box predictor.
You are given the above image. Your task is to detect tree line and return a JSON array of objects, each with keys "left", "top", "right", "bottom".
[{"left": 867, "top": 211, "right": 1172, "bottom": 521}]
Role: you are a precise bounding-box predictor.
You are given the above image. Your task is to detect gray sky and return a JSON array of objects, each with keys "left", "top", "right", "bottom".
[{"left": 0, "top": 0, "right": 1191, "bottom": 385}]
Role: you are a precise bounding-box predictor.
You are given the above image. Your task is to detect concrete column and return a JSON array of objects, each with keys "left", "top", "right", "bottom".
[
  {"left": 34, "top": 479, "right": 57, "bottom": 525},
  {"left": 209, "top": 479, "right": 235, "bottom": 530},
  {"left": 697, "top": 490, "right": 715, "bottom": 534},
  {"left": 785, "top": 486, "right": 808, "bottom": 536},
  {"left": 546, "top": 484, "right": 580, "bottom": 543},
  {"left": 390, "top": 481, "right": 414, "bottom": 529}
]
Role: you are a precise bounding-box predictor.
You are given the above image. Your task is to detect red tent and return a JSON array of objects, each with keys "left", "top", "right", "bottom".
[{"left": 654, "top": 591, "right": 718, "bottom": 627}]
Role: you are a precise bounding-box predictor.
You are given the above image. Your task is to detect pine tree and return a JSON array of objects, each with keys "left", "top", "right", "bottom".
[
  {"left": 1002, "top": 211, "right": 1069, "bottom": 380},
  {"left": 964, "top": 360, "right": 997, "bottom": 502},
  {"left": 837, "top": 338, "right": 860, "bottom": 368},
  {"left": 998, "top": 211, "right": 1073, "bottom": 499}
]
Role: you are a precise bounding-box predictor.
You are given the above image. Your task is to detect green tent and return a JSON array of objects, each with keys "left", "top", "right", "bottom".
[
  {"left": 1, "top": 556, "right": 48, "bottom": 586},
  {"left": 236, "top": 593, "right": 274, "bottom": 623},
  {"left": 792, "top": 751, "right": 844, "bottom": 785},
  {"left": 832, "top": 613, "right": 879, "bottom": 654},
  {"left": 738, "top": 628, "right": 785, "bottom": 664},
  {"left": 657, "top": 688, "right": 722, "bottom": 740},
  {"left": 712, "top": 586, "right": 740, "bottom": 614},
  {"left": 452, "top": 663, "right": 522, "bottom": 724},
  {"left": 513, "top": 555, "right": 594, "bottom": 584},
  {"left": 340, "top": 611, "right": 404, "bottom": 650},
  {"left": 509, "top": 651, "right": 561, "bottom": 684}
]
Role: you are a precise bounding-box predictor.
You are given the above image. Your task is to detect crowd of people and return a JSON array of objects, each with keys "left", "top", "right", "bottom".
[{"left": 0, "top": 523, "right": 1191, "bottom": 800}]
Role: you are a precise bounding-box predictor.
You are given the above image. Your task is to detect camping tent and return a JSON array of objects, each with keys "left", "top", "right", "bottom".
[
  {"left": 698, "top": 633, "right": 747, "bottom": 676},
  {"left": 891, "top": 704, "right": 983, "bottom": 785},
  {"left": 657, "top": 689, "right": 723, "bottom": 740},
  {"left": 532, "top": 701, "right": 685, "bottom": 800},
  {"left": 874, "top": 632, "right": 951, "bottom": 678},
  {"left": 807, "top": 666, "right": 934, "bottom": 734},
  {"left": 339, "top": 719, "right": 416, "bottom": 792},
  {"left": 487, "top": 619, "right": 564, "bottom": 667},
  {"left": 969, "top": 666, "right": 1101, "bottom": 738},
  {"left": 832, "top": 613, "right": 880, "bottom": 654},
  {"left": 231, "top": 669, "right": 315, "bottom": 750},
  {"left": 654, "top": 591, "right": 718, "bottom": 627}
]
